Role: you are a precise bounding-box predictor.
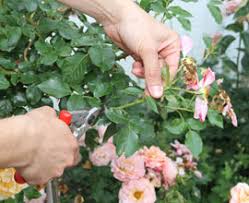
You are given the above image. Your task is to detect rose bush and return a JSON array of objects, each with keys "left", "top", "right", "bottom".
[{"left": 0, "top": 0, "right": 248, "bottom": 202}]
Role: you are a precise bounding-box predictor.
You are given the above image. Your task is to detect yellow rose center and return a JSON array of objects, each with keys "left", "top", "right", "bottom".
[{"left": 133, "top": 190, "right": 144, "bottom": 200}]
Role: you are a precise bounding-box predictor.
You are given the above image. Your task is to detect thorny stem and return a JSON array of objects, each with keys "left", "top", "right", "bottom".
[
  {"left": 114, "top": 98, "right": 145, "bottom": 109},
  {"left": 114, "top": 97, "right": 193, "bottom": 113},
  {"left": 166, "top": 87, "right": 199, "bottom": 95},
  {"left": 167, "top": 106, "right": 193, "bottom": 113},
  {"left": 236, "top": 34, "right": 242, "bottom": 89},
  {"left": 24, "top": 40, "right": 33, "bottom": 61}
]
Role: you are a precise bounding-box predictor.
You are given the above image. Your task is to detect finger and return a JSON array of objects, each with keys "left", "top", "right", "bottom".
[
  {"left": 132, "top": 61, "right": 145, "bottom": 78},
  {"left": 159, "top": 36, "right": 181, "bottom": 79},
  {"left": 141, "top": 48, "right": 163, "bottom": 98},
  {"left": 30, "top": 106, "right": 57, "bottom": 118}
]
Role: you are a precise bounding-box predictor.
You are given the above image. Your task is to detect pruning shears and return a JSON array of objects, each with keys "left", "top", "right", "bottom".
[{"left": 14, "top": 107, "right": 101, "bottom": 203}]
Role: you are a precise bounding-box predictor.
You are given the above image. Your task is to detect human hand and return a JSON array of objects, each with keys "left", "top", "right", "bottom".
[
  {"left": 102, "top": 2, "right": 180, "bottom": 98},
  {"left": 16, "top": 106, "right": 79, "bottom": 185}
]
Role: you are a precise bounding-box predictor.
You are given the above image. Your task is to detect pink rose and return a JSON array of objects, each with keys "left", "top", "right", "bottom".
[
  {"left": 194, "top": 96, "right": 208, "bottom": 122},
  {"left": 140, "top": 146, "right": 167, "bottom": 171},
  {"left": 111, "top": 154, "right": 145, "bottom": 182},
  {"left": 199, "top": 68, "right": 216, "bottom": 88},
  {"left": 90, "top": 142, "right": 116, "bottom": 166},
  {"left": 229, "top": 183, "right": 249, "bottom": 203},
  {"left": 224, "top": 0, "right": 243, "bottom": 15},
  {"left": 194, "top": 68, "right": 216, "bottom": 122},
  {"left": 119, "top": 178, "right": 156, "bottom": 203},
  {"left": 162, "top": 158, "right": 178, "bottom": 189},
  {"left": 180, "top": 35, "right": 193, "bottom": 56}
]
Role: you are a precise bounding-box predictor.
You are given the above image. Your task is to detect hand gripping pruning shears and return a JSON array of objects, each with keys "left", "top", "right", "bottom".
[{"left": 14, "top": 107, "right": 101, "bottom": 203}]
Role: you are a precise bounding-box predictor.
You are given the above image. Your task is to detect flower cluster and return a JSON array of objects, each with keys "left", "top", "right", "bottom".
[
  {"left": 180, "top": 36, "right": 237, "bottom": 126},
  {"left": 90, "top": 138, "right": 178, "bottom": 203}
]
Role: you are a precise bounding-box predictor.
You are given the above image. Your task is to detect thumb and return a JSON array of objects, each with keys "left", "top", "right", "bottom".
[{"left": 141, "top": 48, "right": 163, "bottom": 98}]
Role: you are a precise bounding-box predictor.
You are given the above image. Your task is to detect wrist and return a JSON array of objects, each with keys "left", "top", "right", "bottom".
[{"left": 98, "top": 0, "right": 138, "bottom": 26}]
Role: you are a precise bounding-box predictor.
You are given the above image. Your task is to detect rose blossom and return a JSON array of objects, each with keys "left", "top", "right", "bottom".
[
  {"left": 89, "top": 142, "right": 116, "bottom": 166},
  {"left": 224, "top": 0, "right": 243, "bottom": 15},
  {"left": 194, "top": 68, "right": 216, "bottom": 122},
  {"left": 119, "top": 178, "right": 156, "bottom": 203},
  {"left": 111, "top": 154, "right": 145, "bottom": 182},
  {"left": 162, "top": 157, "right": 178, "bottom": 189},
  {"left": 140, "top": 146, "right": 167, "bottom": 171},
  {"left": 229, "top": 183, "right": 249, "bottom": 203}
]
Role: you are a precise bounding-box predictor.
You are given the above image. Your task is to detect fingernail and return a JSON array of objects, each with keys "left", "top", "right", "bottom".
[{"left": 149, "top": 85, "right": 163, "bottom": 98}]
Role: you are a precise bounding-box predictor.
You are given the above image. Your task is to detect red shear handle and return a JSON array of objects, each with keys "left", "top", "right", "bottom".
[
  {"left": 59, "top": 110, "right": 72, "bottom": 126},
  {"left": 14, "top": 110, "right": 72, "bottom": 184}
]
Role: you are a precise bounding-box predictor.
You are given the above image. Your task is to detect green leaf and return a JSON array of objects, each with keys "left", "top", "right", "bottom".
[
  {"left": 145, "top": 96, "right": 159, "bottom": 113},
  {"left": 93, "top": 82, "right": 112, "bottom": 98},
  {"left": 166, "top": 118, "right": 187, "bottom": 135},
  {"left": 23, "top": 0, "right": 38, "bottom": 12},
  {"left": 54, "top": 38, "right": 72, "bottom": 57},
  {"left": 58, "top": 21, "right": 80, "bottom": 40},
  {"left": 169, "top": 6, "right": 192, "bottom": 17},
  {"left": 0, "top": 74, "right": 10, "bottom": 90},
  {"left": 89, "top": 46, "right": 115, "bottom": 72},
  {"left": 207, "top": 4, "right": 223, "bottom": 24},
  {"left": 20, "top": 71, "right": 37, "bottom": 84},
  {"left": 23, "top": 186, "right": 41, "bottom": 200},
  {"left": 0, "top": 99, "right": 13, "bottom": 118},
  {"left": 185, "top": 130, "right": 203, "bottom": 158},
  {"left": 61, "top": 54, "right": 89, "bottom": 84},
  {"left": 187, "top": 118, "right": 206, "bottom": 131},
  {"left": 35, "top": 41, "right": 58, "bottom": 65},
  {"left": 38, "top": 77, "right": 71, "bottom": 98},
  {"left": 37, "top": 18, "right": 59, "bottom": 35},
  {"left": 105, "top": 108, "right": 129, "bottom": 124},
  {"left": 0, "top": 26, "right": 22, "bottom": 52},
  {"left": 114, "top": 125, "right": 140, "bottom": 157},
  {"left": 122, "top": 87, "right": 143, "bottom": 96},
  {"left": 26, "top": 86, "right": 42, "bottom": 105},
  {"left": 67, "top": 94, "right": 88, "bottom": 111},
  {"left": 0, "top": 58, "right": 15, "bottom": 69},
  {"left": 218, "top": 35, "right": 236, "bottom": 54},
  {"left": 208, "top": 109, "right": 224, "bottom": 128},
  {"left": 203, "top": 35, "right": 212, "bottom": 48},
  {"left": 235, "top": 2, "right": 249, "bottom": 18},
  {"left": 242, "top": 32, "right": 249, "bottom": 54},
  {"left": 176, "top": 17, "right": 191, "bottom": 31}
]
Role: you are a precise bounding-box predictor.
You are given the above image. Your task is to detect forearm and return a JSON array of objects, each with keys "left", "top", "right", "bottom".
[
  {"left": 0, "top": 116, "right": 33, "bottom": 168},
  {"left": 57, "top": 0, "right": 136, "bottom": 25}
]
